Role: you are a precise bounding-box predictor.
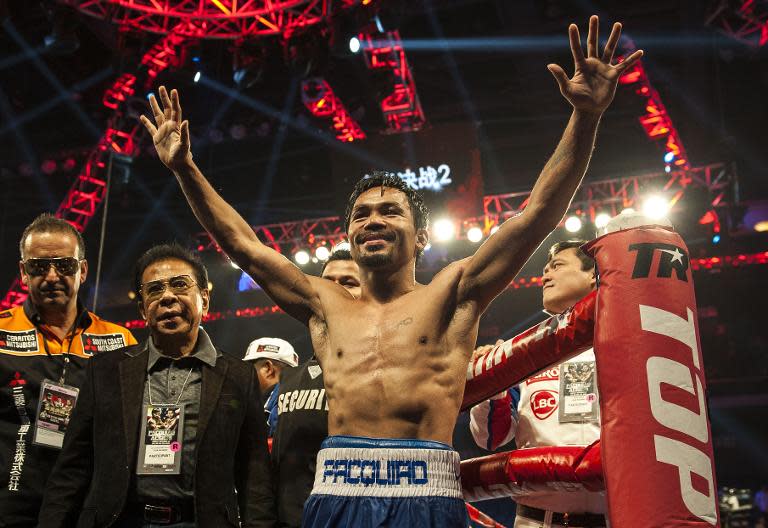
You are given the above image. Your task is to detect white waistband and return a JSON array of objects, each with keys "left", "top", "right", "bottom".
[{"left": 311, "top": 444, "right": 463, "bottom": 498}]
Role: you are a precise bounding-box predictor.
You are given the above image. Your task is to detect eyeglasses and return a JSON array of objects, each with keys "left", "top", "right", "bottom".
[
  {"left": 139, "top": 274, "right": 200, "bottom": 302},
  {"left": 23, "top": 257, "right": 81, "bottom": 277}
]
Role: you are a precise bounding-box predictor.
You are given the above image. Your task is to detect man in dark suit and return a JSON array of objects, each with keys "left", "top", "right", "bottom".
[{"left": 38, "top": 243, "right": 276, "bottom": 527}]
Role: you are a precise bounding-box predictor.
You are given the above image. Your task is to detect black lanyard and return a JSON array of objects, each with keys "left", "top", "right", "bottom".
[{"left": 35, "top": 310, "right": 86, "bottom": 384}]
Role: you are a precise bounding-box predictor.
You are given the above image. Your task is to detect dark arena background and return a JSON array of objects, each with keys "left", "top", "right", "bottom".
[{"left": 2, "top": 1, "right": 768, "bottom": 526}]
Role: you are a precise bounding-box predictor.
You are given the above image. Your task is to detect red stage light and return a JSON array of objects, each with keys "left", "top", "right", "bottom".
[
  {"left": 103, "top": 73, "right": 136, "bottom": 109},
  {"left": 708, "top": 0, "right": 768, "bottom": 48},
  {"left": 359, "top": 30, "right": 425, "bottom": 133},
  {"left": 70, "top": 0, "right": 348, "bottom": 40},
  {"left": 41, "top": 160, "right": 57, "bottom": 175},
  {"left": 619, "top": 51, "right": 691, "bottom": 177},
  {"left": 699, "top": 211, "right": 717, "bottom": 225},
  {"left": 301, "top": 78, "right": 365, "bottom": 142}
]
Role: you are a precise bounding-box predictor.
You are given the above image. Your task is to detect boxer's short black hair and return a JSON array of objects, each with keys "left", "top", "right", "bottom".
[
  {"left": 344, "top": 171, "right": 429, "bottom": 233},
  {"left": 547, "top": 240, "right": 594, "bottom": 272}
]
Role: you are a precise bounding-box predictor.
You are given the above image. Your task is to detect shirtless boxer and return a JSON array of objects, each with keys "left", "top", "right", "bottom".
[{"left": 141, "top": 16, "right": 642, "bottom": 527}]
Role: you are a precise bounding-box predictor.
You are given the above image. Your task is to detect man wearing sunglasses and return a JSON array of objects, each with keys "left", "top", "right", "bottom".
[
  {"left": 0, "top": 213, "right": 136, "bottom": 527},
  {"left": 39, "top": 243, "right": 276, "bottom": 527}
]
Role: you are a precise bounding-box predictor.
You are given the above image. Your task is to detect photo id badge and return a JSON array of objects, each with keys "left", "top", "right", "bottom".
[
  {"left": 136, "top": 404, "right": 185, "bottom": 475},
  {"left": 33, "top": 379, "right": 79, "bottom": 449},
  {"left": 558, "top": 360, "right": 599, "bottom": 423}
]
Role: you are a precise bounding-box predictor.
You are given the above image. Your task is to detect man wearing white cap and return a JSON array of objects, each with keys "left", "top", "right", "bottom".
[{"left": 244, "top": 337, "right": 299, "bottom": 428}]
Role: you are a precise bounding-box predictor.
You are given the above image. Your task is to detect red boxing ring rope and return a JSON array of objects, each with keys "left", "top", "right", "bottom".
[
  {"left": 459, "top": 225, "right": 721, "bottom": 527},
  {"left": 462, "top": 291, "right": 596, "bottom": 411}
]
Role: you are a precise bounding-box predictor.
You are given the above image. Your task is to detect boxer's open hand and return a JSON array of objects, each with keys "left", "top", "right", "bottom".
[
  {"left": 140, "top": 86, "right": 193, "bottom": 171},
  {"left": 547, "top": 15, "right": 643, "bottom": 115}
]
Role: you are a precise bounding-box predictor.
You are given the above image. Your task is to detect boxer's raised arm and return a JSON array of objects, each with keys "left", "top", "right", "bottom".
[
  {"left": 457, "top": 16, "right": 642, "bottom": 311},
  {"left": 140, "top": 86, "right": 322, "bottom": 324}
]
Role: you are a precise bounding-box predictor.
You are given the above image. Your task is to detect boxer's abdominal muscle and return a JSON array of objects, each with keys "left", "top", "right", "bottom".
[{"left": 310, "top": 271, "right": 478, "bottom": 445}]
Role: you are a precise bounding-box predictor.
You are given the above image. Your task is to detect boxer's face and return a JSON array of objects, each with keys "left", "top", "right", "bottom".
[
  {"left": 542, "top": 248, "right": 595, "bottom": 314},
  {"left": 348, "top": 187, "right": 427, "bottom": 270},
  {"left": 322, "top": 259, "right": 361, "bottom": 298}
]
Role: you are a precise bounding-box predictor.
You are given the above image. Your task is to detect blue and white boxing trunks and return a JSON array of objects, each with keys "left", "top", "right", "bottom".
[{"left": 302, "top": 435, "right": 468, "bottom": 528}]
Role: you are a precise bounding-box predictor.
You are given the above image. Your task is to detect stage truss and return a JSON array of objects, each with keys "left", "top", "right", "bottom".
[
  {"left": 707, "top": 0, "right": 768, "bottom": 47},
  {"left": 193, "top": 162, "right": 738, "bottom": 255},
  {"left": 302, "top": 77, "right": 366, "bottom": 142},
  {"left": 359, "top": 29, "right": 425, "bottom": 133},
  {"left": 64, "top": 0, "right": 357, "bottom": 39},
  {"left": 115, "top": 249, "right": 768, "bottom": 328},
  {"left": 0, "top": 22, "right": 196, "bottom": 309},
  {"left": 0, "top": 33, "right": 741, "bottom": 308}
]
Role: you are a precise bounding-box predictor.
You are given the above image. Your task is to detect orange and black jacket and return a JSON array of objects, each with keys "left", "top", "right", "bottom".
[{"left": 0, "top": 299, "right": 136, "bottom": 526}]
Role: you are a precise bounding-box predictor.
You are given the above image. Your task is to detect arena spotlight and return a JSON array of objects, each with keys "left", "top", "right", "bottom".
[
  {"left": 594, "top": 213, "right": 611, "bottom": 230},
  {"left": 193, "top": 71, "right": 202, "bottom": 83},
  {"left": 642, "top": 195, "right": 670, "bottom": 220},
  {"left": 349, "top": 36, "right": 361, "bottom": 53},
  {"left": 664, "top": 152, "right": 675, "bottom": 163},
  {"left": 466, "top": 226, "right": 484, "bottom": 243},
  {"left": 564, "top": 215, "right": 582, "bottom": 233},
  {"left": 712, "top": 234, "right": 721, "bottom": 244},
  {"left": 315, "top": 246, "right": 331, "bottom": 261},
  {"left": 433, "top": 218, "right": 456, "bottom": 242},
  {"left": 294, "top": 250, "right": 310, "bottom": 266}
]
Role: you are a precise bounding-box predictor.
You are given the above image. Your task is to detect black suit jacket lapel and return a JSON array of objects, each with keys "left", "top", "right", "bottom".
[
  {"left": 120, "top": 347, "right": 148, "bottom": 468},
  {"left": 197, "top": 357, "right": 228, "bottom": 443}
]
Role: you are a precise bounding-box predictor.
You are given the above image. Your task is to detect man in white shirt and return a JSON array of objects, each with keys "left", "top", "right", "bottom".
[{"left": 470, "top": 240, "right": 604, "bottom": 528}]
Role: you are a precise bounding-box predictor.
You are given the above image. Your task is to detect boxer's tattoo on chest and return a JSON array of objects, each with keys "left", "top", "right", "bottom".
[{"left": 395, "top": 317, "right": 413, "bottom": 329}]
